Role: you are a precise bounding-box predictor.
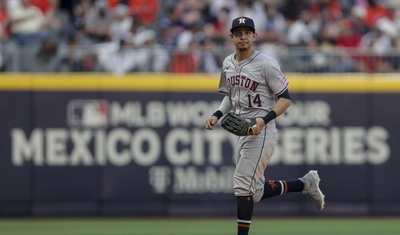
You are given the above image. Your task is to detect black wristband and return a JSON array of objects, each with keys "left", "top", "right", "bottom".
[
  {"left": 212, "top": 110, "right": 223, "bottom": 120},
  {"left": 262, "top": 110, "right": 277, "bottom": 124}
]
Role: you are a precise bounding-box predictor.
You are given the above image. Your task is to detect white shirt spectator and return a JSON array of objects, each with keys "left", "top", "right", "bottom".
[
  {"left": 108, "top": 4, "right": 133, "bottom": 42},
  {"left": 285, "top": 19, "right": 313, "bottom": 46},
  {"left": 360, "top": 27, "right": 392, "bottom": 55},
  {"left": 10, "top": 0, "right": 45, "bottom": 34},
  {"left": 85, "top": 0, "right": 112, "bottom": 42}
]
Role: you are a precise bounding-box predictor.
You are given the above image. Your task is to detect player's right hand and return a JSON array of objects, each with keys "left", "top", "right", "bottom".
[
  {"left": 248, "top": 117, "right": 265, "bottom": 135},
  {"left": 205, "top": 116, "right": 219, "bottom": 130}
]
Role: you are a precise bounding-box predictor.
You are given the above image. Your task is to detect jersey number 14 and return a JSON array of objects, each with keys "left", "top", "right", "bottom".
[{"left": 247, "top": 94, "right": 262, "bottom": 108}]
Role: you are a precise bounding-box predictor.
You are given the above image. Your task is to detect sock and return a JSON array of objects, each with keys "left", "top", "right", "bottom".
[
  {"left": 261, "top": 179, "right": 304, "bottom": 200},
  {"left": 237, "top": 195, "right": 253, "bottom": 235}
]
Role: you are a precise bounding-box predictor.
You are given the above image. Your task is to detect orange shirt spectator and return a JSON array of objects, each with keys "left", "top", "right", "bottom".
[
  {"left": 128, "top": 0, "right": 158, "bottom": 25},
  {"left": 364, "top": 0, "right": 388, "bottom": 29}
]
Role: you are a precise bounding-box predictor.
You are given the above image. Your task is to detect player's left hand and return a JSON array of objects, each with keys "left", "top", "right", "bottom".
[
  {"left": 205, "top": 116, "right": 219, "bottom": 130},
  {"left": 248, "top": 118, "right": 265, "bottom": 135}
]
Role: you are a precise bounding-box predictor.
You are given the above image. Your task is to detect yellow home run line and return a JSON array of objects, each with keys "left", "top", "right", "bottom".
[{"left": 0, "top": 73, "right": 400, "bottom": 92}]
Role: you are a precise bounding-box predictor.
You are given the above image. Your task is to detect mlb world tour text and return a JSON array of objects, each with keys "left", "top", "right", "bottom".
[{"left": 11, "top": 100, "right": 390, "bottom": 167}]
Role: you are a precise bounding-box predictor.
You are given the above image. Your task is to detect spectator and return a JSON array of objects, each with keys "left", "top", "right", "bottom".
[
  {"left": 334, "top": 19, "right": 362, "bottom": 72},
  {"left": 349, "top": 5, "right": 370, "bottom": 36},
  {"left": 124, "top": 17, "right": 144, "bottom": 45},
  {"left": 316, "top": 22, "right": 354, "bottom": 72},
  {"left": 335, "top": 19, "right": 362, "bottom": 48},
  {"left": 85, "top": 0, "right": 112, "bottom": 43},
  {"left": 44, "top": 0, "right": 73, "bottom": 43},
  {"left": 127, "top": 0, "right": 159, "bottom": 27},
  {"left": 202, "top": 7, "right": 230, "bottom": 45},
  {"left": 284, "top": 13, "right": 313, "bottom": 47},
  {"left": 260, "top": 3, "right": 286, "bottom": 43},
  {"left": 386, "top": 5, "right": 400, "bottom": 32},
  {"left": 156, "top": 6, "right": 185, "bottom": 46},
  {"left": 197, "top": 36, "right": 222, "bottom": 73},
  {"left": 176, "top": 9, "right": 203, "bottom": 48},
  {"left": 35, "top": 38, "right": 60, "bottom": 72},
  {"left": 95, "top": 38, "right": 135, "bottom": 75},
  {"left": 71, "top": 0, "right": 92, "bottom": 31},
  {"left": 8, "top": 0, "right": 49, "bottom": 71},
  {"left": 9, "top": 0, "right": 47, "bottom": 45},
  {"left": 108, "top": 4, "right": 133, "bottom": 42},
  {"left": 157, "top": 17, "right": 174, "bottom": 46},
  {"left": 363, "top": 0, "right": 389, "bottom": 30},
  {"left": 373, "top": 15, "right": 399, "bottom": 38},
  {"left": 299, "top": 6, "right": 322, "bottom": 39},
  {"left": 357, "top": 22, "right": 393, "bottom": 72},
  {"left": 171, "top": 25, "right": 203, "bottom": 73},
  {"left": 134, "top": 29, "right": 170, "bottom": 72},
  {"left": 360, "top": 20, "right": 393, "bottom": 55},
  {"left": 58, "top": 34, "right": 96, "bottom": 72}
]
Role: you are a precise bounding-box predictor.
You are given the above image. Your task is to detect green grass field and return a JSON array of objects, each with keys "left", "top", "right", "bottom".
[{"left": 0, "top": 217, "right": 399, "bottom": 235}]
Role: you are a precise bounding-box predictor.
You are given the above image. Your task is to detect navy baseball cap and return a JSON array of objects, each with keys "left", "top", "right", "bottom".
[{"left": 230, "top": 16, "right": 256, "bottom": 33}]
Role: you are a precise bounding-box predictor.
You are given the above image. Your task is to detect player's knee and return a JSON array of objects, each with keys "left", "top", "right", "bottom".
[
  {"left": 234, "top": 188, "right": 262, "bottom": 203},
  {"left": 234, "top": 187, "right": 251, "bottom": 197}
]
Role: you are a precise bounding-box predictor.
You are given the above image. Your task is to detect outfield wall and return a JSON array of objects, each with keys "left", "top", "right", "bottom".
[{"left": 0, "top": 73, "right": 400, "bottom": 217}]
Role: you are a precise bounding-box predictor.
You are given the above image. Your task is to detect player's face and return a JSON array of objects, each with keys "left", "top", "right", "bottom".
[{"left": 230, "top": 27, "right": 256, "bottom": 51}]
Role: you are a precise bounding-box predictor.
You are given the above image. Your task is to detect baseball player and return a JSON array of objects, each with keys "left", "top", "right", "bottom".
[{"left": 205, "top": 16, "right": 325, "bottom": 235}]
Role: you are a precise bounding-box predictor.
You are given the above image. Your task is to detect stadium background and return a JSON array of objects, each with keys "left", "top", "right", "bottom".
[{"left": 1, "top": 0, "right": 400, "bottom": 221}]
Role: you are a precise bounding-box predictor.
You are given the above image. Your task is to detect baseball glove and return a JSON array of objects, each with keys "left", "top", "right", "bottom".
[{"left": 221, "top": 113, "right": 263, "bottom": 136}]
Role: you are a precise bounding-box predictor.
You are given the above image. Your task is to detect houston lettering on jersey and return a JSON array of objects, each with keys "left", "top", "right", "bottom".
[{"left": 226, "top": 75, "right": 259, "bottom": 92}]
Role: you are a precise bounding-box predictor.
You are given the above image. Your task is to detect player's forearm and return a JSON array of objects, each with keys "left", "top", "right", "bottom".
[
  {"left": 272, "top": 97, "right": 291, "bottom": 116},
  {"left": 213, "top": 96, "right": 232, "bottom": 119},
  {"left": 262, "top": 97, "right": 291, "bottom": 124}
]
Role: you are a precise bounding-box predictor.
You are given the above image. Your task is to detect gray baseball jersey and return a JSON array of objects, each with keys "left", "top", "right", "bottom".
[{"left": 218, "top": 50, "right": 289, "bottom": 202}]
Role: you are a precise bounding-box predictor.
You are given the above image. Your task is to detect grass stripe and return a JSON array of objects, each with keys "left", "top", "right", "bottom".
[{"left": 0, "top": 217, "right": 399, "bottom": 235}]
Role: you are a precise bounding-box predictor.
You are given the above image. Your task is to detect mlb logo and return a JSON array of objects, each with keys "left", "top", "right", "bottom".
[{"left": 67, "top": 100, "right": 109, "bottom": 127}]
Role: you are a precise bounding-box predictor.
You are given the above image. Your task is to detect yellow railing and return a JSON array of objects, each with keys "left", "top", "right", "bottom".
[{"left": 1, "top": 73, "right": 400, "bottom": 93}]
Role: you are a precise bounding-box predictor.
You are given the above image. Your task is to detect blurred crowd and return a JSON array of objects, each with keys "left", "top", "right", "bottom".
[{"left": 0, "top": 0, "right": 400, "bottom": 74}]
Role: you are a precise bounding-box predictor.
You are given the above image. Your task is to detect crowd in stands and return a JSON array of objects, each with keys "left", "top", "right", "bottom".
[{"left": 0, "top": 0, "right": 399, "bottom": 74}]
